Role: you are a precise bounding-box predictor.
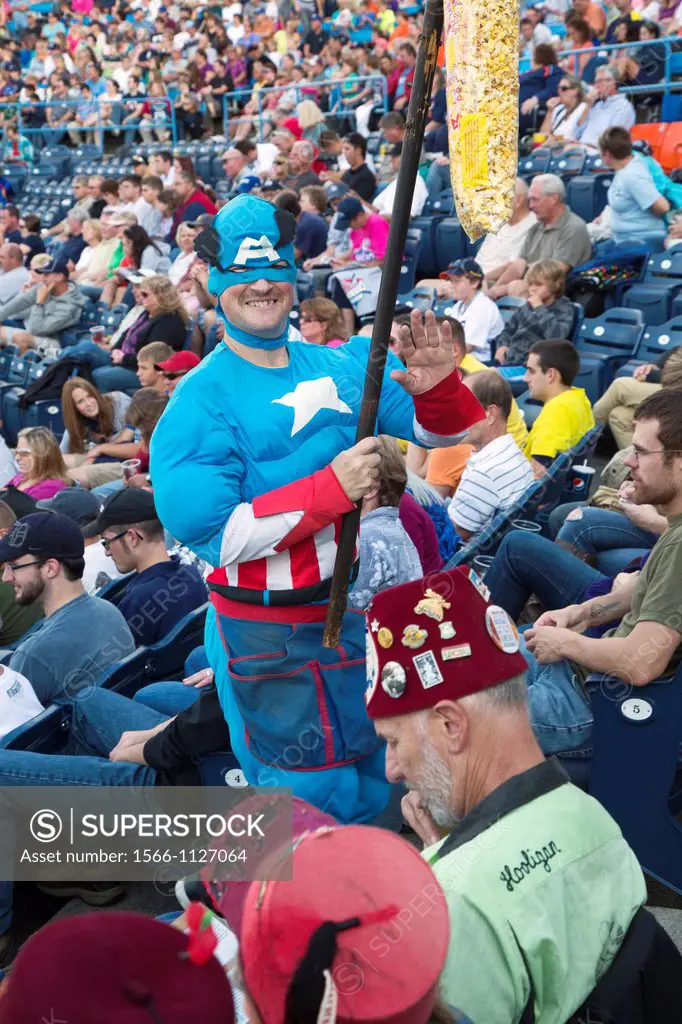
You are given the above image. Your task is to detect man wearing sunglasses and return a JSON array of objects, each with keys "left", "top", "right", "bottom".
[
  {"left": 154, "top": 350, "right": 201, "bottom": 397},
  {"left": 149, "top": 192, "right": 485, "bottom": 824}
]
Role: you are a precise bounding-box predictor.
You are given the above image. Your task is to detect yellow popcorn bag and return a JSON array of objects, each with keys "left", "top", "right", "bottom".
[{"left": 444, "top": 0, "right": 519, "bottom": 240}]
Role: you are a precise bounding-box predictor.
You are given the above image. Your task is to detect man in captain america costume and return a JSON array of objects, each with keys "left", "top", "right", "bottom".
[{"left": 150, "top": 193, "right": 484, "bottom": 823}]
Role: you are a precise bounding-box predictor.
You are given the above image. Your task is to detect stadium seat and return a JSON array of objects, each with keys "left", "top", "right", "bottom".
[
  {"left": 0, "top": 703, "right": 70, "bottom": 753},
  {"left": 435, "top": 218, "right": 467, "bottom": 275},
  {"left": 20, "top": 396, "right": 65, "bottom": 439},
  {"left": 198, "top": 751, "right": 244, "bottom": 786},
  {"left": 572, "top": 668, "right": 682, "bottom": 895},
  {"left": 97, "top": 573, "right": 134, "bottom": 604},
  {"left": 657, "top": 123, "right": 682, "bottom": 175},
  {"left": 143, "top": 603, "right": 209, "bottom": 683},
  {"left": 395, "top": 285, "right": 436, "bottom": 313},
  {"left": 566, "top": 174, "right": 613, "bottom": 223},
  {"left": 547, "top": 148, "right": 586, "bottom": 178},
  {"left": 411, "top": 210, "right": 446, "bottom": 276},
  {"left": 630, "top": 123, "right": 668, "bottom": 165},
  {"left": 496, "top": 295, "right": 526, "bottom": 323},
  {"left": 616, "top": 316, "right": 682, "bottom": 378},
  {"left": 99, "top": 648, "right": 148, "bottom": 698},
  {"left": 575, "top": 307, "right": 645, "bottom": 402},
  {"left": 1, "top": 359, "right": 48, "bottom": 446},
  {"left": 398, "top": 228, "right": 422, "bottom": 295},
  {"left": 0, "top": 355, "right": 34, "bottom": 444},
  {"left": 0, "top": 345, "right": 18, "bottom": 382},
  {"left": 623, "top": 248, "right": 682, "bottom": 325},
  {"left": 445, "top": 478, "right": 547, "bottom": 569},
  {"left": 518, "top": 148, "right": 551, "bottom": 181}
]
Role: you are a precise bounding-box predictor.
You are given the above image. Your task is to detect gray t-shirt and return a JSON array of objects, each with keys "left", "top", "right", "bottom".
[
  {"left": 10, "top": 592, "right": 135, "bottom": 704},
  {"left": 520, "top": 208, "right": 592, "bottom": 271},
  {"left": 60, "top": 391, "right": 132, "bottom": 455}
]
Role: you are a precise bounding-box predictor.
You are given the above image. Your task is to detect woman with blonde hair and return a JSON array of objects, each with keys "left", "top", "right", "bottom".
[
  {"left": 6, "top": 427, "right": 71, "bottom": 500},
  {"left": 299, "top": 298, "right": 348, "bottom": 347},
  {"left": 60, "top": 377, "right": 133, "bottom": 488},
  {"left": 296, "top": 100, "right": 327, "bottom": 144},
  {"left": 93, "top": 275, "right": 189, "bottom": 393}
]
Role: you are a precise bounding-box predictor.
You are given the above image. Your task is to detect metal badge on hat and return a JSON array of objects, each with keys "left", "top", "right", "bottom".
[
  {"left": 381, "top": 661, "right": 407, "bottom": 699},
  {"left": 401, "top": 624, "right": 427, "bottom": 649},
  {"left": 485, "top": 605, "right": 520, "bottom": 654},
  {"left": 414, "top": 588, "right": 451, "bottom": 622},
  {"left": 468, "top": 568, "right": 490, "bottom": 602}
]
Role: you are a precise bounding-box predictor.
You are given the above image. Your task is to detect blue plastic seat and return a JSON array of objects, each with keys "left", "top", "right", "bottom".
[
  {"left": 518, "top": 148, "right": 551, "bottom": 181},
  {"left": 445, "top": 478, "right": 547, "bottom": 568},
  {"left": 20, "top": 396, "right": 65, "bottom": 439},
  {"left": 2, "top": 360, "right": 48, "bottom": 446},
  {"left": 561, "top": 668, "right": 682, "bottom": 895},
  {"left": 435, "top": 218, "right": 467, "bottom": 274},
  {"left": 0, "top": 345, "right": 18, "bottom": 382},
  {"left": 0, "top": 703, "right": 70, "bottom": 753},
  {"left": 623, "top": 248, "right": 682, "bottom": 326},
  {"left": 566, "top": 174, "right": 613, "bottom": 222},
  {"left": 398, "top": 228, "right": 422, "bottom": 295},
  {"left": 396, "top": 285, "right": 436, "bottom": 313},
  {"left": 143, "top": 603, "right": 209, "bottom": 683},
  {"left": 616, "top": 316, "right": 682, "bottom": 378},
  {"left": 411, "top": 212, "right": 443, "bottom": 276},
  {"left": 96, "top": 573, "right": 134, "bottom": 604},
  {"left": 547, "top": 147, "right": 586, "bottom": 178},
  {"left": 98, "top": 648, "right": 148, "bottom": 699},
  {"left": 574, "top": 307, "right": 645, "bottom": 403},
  {"left": 496, "top": 295, "right": 526, "bottom": 324},
  {"left": 198, "top": 751, "right": 245, "bottom": 786}
]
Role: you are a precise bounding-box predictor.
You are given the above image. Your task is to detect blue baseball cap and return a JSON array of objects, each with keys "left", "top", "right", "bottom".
[
  {"left": 335, "top": 196, "right": 365, "bottom": 229},
  {"left": 0, "top": 511, "right": 84, "bottom": 562},
  {"left": 37, "top": 488, "right": 100, "bottom": 527}
]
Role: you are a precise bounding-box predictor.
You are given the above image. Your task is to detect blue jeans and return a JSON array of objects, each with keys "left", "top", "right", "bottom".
[
  {"left": 521, "top": 634, "right": 594, "bottom": 755},
  {"left": 0, "top": 689, "right": 165, "bottom": 935},
  {"left": 92, "top": 478, "right": 125, "bottom": 501},
  {"left": 134, "top": 681, "right": 202, "bottom": 716},
  {"left": 60, "top": 340, "right": 112, "bottom": 368},
  {"left": 555, "top": 506, "right": 656, "bottom": 577},
  {"left": 92, "top": 366, "right": 141, "bottom": 392},
  {"left": 486, "top": 531, "right": 604, "bottom": 621}
]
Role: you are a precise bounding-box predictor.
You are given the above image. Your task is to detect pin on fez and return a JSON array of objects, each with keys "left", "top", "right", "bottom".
[
  {"left": 0, "top": 910, "right": 234, "bottom": 1024},
  {"left": 365, "top": 566, "right": 528, "bottom": 718},
  {"left": 233, "top": 823, "right": 450, "bottom": 1024}
]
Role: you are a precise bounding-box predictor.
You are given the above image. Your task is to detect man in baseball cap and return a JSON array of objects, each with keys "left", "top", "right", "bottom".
[
  {"left": 154, "top": 349, "right": 201, "bottom": 396},
  {"left": 37, "top": 487, "right": 100, "bottom": 527},
  {"left": 365, "top": 567, "right": 646, "bottom": 1024}
]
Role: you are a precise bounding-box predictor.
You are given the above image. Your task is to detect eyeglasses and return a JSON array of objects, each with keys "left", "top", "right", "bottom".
[
  {"left": 631, "top": 446, "right": 682, "bottom": 461},
  {"left": 558, "top": 84, "right": 573, "bottom": 92},
  {"left": 101, "top": 529, "right": 129, "bottom": 550},
  {"left": 5, "top": 559, "right": 44, "bottom": 574},
  {"left": 300, "top": 315, "right": 322, "bottom": 324}
]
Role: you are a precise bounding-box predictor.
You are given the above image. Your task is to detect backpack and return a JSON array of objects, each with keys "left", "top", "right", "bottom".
[{"left": 18, "top": 357, "right": 95, "bottom": 410}]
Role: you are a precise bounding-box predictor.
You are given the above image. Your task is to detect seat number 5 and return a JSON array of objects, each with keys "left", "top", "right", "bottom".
[{"left": 621, "top": 698, "right": 654, "bottom": 723}]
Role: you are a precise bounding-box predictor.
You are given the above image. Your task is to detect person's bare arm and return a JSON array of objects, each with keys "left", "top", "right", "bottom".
[{"left": 406, "top": 442, "right": 428, "bottom": 477}]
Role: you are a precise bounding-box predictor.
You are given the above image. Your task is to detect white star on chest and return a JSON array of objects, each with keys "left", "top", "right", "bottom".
[{"left": 272, "top": 377, "right": 353, "bottom": 437}]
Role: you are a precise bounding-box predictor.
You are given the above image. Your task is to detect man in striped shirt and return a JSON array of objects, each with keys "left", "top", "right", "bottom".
[{"left": 449, "top": 372, "right": 535, "bottom": 541}]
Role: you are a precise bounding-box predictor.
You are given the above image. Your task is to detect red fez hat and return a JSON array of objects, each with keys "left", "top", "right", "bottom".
[
  {"left": 206, "top": 796, "right": 338, "bottom": 939},
  {"left": 0, "top": 911, "right": 234, "bottom": 1024},
  {"left": 365, "top": 566, "right": 527, "bottom": 720},
  {"left": 240, "top": 825, "right": 450, "bottom": 1024}
]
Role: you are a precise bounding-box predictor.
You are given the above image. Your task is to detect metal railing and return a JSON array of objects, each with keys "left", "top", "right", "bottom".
[
  {"left": 221, "top": 76, "right": 389, "bottom": 142},
  {"left": 0, "top": 96, "right": 177, "bottom": 159},
  {"left": 554, "top": 35, "right": 682, "bottom": 96}
]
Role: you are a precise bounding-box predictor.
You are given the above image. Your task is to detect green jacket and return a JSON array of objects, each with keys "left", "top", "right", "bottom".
[{"left": 424, "top": 759, "right": 646, "bottom": 1024}]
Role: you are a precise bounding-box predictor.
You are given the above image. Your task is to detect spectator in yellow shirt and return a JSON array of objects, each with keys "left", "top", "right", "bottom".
[
  {"left": 407, "top": 318, "right": 529, "bottom": 496},
  {"left": 523, "top": 338, "right": 595, "bottom": 478}
]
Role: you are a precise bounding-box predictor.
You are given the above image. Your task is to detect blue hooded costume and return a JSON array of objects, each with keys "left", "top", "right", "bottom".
[{"left": 150, "top": 195, "right": 483, "bottom": 822}]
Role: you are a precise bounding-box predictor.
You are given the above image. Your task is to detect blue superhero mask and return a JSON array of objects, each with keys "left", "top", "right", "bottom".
[{"left": 196, "top": 194, "right": 297, "bottom": 350}]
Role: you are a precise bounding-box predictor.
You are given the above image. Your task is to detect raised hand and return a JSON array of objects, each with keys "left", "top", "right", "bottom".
[{"left": 390, "top": 309, "right": 456, "bottom": 396}]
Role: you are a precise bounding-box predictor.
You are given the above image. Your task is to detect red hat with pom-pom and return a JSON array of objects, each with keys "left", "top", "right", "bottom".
[
  {"left": 239, "top": 824, "right": 450, "bottom": 1024},
  {"left": 365, "top": 566, "right": 527, "bottom": 720}
]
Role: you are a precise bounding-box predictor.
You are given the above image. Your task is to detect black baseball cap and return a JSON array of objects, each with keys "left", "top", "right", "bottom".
[
  {"left": 440, "top": 257, "right": 484, "bottom": 281},
  {"left": 335, "top": 196, "right": 364, "bottom": 229},
  {"left": 0, "top": 511, "right": 85, "bottom": 562},
  {"left": 37, "top": 488, "right": 100, "bottom": 527},
  {"left": 83, "top": 488, "right": 158, "bottom": 539},
  {"left": 35, "top": 257, "right": 70, "bottom": 278}
]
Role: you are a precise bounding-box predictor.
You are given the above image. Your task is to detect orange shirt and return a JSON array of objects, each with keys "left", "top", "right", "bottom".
[
  {"left": 426, "top": 444, "right": 476, "bottom": 493},
  {"left": 585, "top": 2, "right": 606, "bottom": 38}
]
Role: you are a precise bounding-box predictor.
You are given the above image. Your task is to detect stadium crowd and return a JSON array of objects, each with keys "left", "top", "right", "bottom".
[{"left": 0, "top": 0, "right": 680, "bottom": 1021}]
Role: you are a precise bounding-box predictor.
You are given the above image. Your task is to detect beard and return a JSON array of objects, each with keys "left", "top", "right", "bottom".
[
  {"left": 410, "top": 738, "right": 460, "bottom": 831},
  {"left": 15, "top": 575, "right": 45, "bottom": 607}
]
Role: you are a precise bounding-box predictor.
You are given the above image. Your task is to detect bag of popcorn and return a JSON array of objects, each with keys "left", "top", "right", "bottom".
[{"left": 444, "top": 0, "right": 519, "bottom": 240}]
